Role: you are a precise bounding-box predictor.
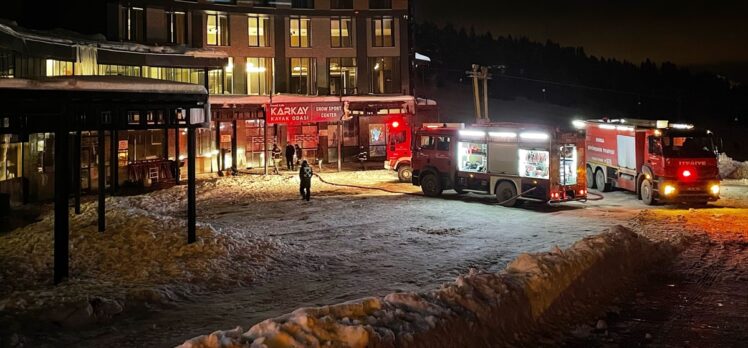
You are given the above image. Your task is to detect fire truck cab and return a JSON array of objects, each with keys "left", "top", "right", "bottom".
[
  {"left": 383, "top": 115, "right": 413, "bottom": 182},
  {"left": 583, "top": 119, "right": 721, "bottom": 205},
  {"left": 411, "top": 123, "right": 588, "bottom": 207}
]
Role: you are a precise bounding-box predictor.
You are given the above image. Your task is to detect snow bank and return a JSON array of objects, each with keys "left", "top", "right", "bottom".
[
  {"left": 179, "top": 226, "right": 666, "bottom": 348},
  {"left": 0, "top": 196, "right": 277, "bottom": 327},
  {"left": 719, "top": 153, "right": 748, "bottom": 179}
]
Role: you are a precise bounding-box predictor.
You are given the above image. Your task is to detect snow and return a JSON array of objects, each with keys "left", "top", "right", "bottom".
[
  {"left": 0, "top": 193, "right": 277, "bottom": 327},
  {"left": 0, "top": 76, "right": 208, "bottom": 95},
  {"left": 179, "top": 226, "right": 665, "bottom": 347},
  {"left": 718, "top": 153, "right": 748, "bottom": 179}
]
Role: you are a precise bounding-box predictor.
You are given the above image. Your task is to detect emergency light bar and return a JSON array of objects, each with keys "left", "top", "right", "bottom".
[
  {"left": 572, "top": 120, "right": 586, "bottom": 129},
  {"left": 670, "top": 123, "right": 694, "bottom": 129},
  {"left": 459, "top": 130, "right": 486, "bottom": 137},
  {"left": 489, "top": 131, "right": 517, "bottom": 138},
  {"left": 599, "top": 124, "right": 617, "bottom": 130},
  {"left": 519, "top": 132, "right": 549, "bottom": 140}
]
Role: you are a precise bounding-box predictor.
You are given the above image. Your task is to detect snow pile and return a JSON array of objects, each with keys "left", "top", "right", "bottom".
[
  {"left": 0, "top": 196, "right": 276, "bottom": 327},
  {"left": 718, "top": 153, "right": 748, "bottom": 179},
  {"left": 179, "top": 226, "right": 666, "bottom": 348}
]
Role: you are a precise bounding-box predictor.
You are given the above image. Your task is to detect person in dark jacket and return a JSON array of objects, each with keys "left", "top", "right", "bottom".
[
  {"left": 294, "top": 144, "right": 303, "bottom": 165},
  {"left": 285, "top": 144, "right": 295, "bottom": 170},
  {"left": 299, "top": 160, "right": 313, "bottom": 201}
]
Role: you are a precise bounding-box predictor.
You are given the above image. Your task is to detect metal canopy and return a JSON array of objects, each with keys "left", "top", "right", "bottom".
[{"left": 0, "top": 76, "right": 208, "bottom": 285}]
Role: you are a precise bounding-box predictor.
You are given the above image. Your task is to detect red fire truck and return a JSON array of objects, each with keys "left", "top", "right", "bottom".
[
  {"left": 411, "top": 123, "right": 588, "bottom": 206},
  {"left": 383, "top": 115, "right": 413, "bottom": 182},
  {"left": 582, "top": 119, "right": 720, "bottom": 205}
]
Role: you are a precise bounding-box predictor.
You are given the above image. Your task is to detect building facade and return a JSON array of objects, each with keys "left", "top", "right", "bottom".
[{"left": 0, "top": 0, "right": 429, "bottom": 204}]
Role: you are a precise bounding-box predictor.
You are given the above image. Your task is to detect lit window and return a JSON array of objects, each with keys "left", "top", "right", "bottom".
[
  {"left": 248, "top": 14, "right": 270, "bottom": 47},
  {"left": 246, "top": 57, "right": 272, "bottom": 95},
  {"left": 372, "top": 16, "right": 394, "bottom": 47},
  {"left": 290, "top": 16, "right": 311, "bottom": 48},
  {"left": 46, "top": 59, "right": 74, "bottom": 76},
  {"left": 207, "top": 13, "right": 229, "bottom": 46},
  {"left": 330, "top": 17, "right": 352, "bottom": 48},
  {"left": 329, "top": 57, "right": 356, "bottom": 95},
  {"left": 166, "top": 11, "right": 187, "bottom": 44},
  {"left": 290, "top": 58, "right": 316, "bottom": 94}
]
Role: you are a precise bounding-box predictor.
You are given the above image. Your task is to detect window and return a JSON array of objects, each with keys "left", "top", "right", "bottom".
[
  {"left": 207, "top": 13, "right": 229, "bottom": 46},
  {"left": 419, "top": 136, "right": 450, "bottom": 151},
  {"left": 254, "top": 0, "right": 276, "bottom": 7},
  {"left": 0, "top": 51, "right": 13, "bottom": 78},
  {"left": 290, "top": 16, "right": 311, "bottom": 48},
  {"left": 246, "top": 57, "right": 272, "bottom": 95},
  {"left": 166, "top": 11, "right": 187, "bottom": 44},
  {"left": 290, "top": 58, "right": 316, "bottom": 94},
  {"left": 519, "top": 149, "right": 550, "bottom": 179},
  {"left": 372, "top": 16, "right": 394, "bottom": 47},
  {"left": 458, "top": 142, "right": 488, "bottom": 173},
  {"left": 207, "top": 69, "right": 225, "bottom": 94},
  {"left": 224, "top": 57, "right": 234, "bottom": 94},
  {"left": 331, "top": 0, "right": 353, "bottom": 9},
  {"left": 369, "top": 0, "right": 392, "bottom": 9},
  {"left": 98, "top": 64, "right": 142, "bottom": 77},
  {"left": 121, "top": 7, "right": 144, "bottom": 41},
  {"left": 330, "top": 17, "right": 352, "bottom": 48},
  {"left": 329, "top": 57, "right": 356, "bottom": 95},
  {"left": 292, "top": 0, "right": 314, "bottom": 8},
  {"left": 248, "top": 14, "right": 270, "bottom": 47},
  {"left": 369, "top": 57, "right": 400, "bottom": 94},
  {"left": 46, "top": 59, "right": 74, "bottom": 76}
]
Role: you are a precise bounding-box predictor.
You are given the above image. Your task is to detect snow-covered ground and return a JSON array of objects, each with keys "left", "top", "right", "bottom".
[
  {"left": 2, "top": 170, "right": 747, "bottom": 347},
  {"left": 719, "top": 153, "right": 748, "bottom": 180}
]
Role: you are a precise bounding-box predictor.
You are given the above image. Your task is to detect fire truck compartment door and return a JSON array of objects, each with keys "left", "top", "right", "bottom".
[
  {"left": 488, "top": 143, "right": 519, "bottom": 175},
  {"left": 617, "top": 135, "right": 636, "bottom": 170}
]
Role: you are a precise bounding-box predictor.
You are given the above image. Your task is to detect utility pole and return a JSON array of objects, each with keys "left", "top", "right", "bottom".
[
  {"left": 481, "top": 66, "right": 489, "bottom": 122},
  {"left": 470, "top": 64, "right": 482, "bottom": 122},
  {"left": 467, "top": 65, "right": 492, "bottom": 123}
]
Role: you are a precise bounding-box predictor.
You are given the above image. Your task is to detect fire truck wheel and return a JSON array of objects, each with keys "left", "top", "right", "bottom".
[
  {"left": 586, "top": 166, "right": 595, "bottom": 189},
  {"left": 420, "top": 174, "right": 443, "bottom": 197},
  {"left": 496, "top": 181, "right": 518, "bottom": 207},
  {"left": 397, "top": 165, "right": 413, "bottom": 183},
  {"left": 640, "top": 179, "right": 657, "bottom": 205},
  {"left": 595, "top": 169, "right": 612, "bottom": 192}
]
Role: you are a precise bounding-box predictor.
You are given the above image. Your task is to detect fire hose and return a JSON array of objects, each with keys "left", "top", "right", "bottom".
[{"left": 314, "top": 174, "right": 601, "bottom": 206}]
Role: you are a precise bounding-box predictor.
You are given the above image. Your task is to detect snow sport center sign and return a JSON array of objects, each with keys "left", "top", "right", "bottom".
[{"left": 267, "top": 102, "right": 345, "bottom": 124}]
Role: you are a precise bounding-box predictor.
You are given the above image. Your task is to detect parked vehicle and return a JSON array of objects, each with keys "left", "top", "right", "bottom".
[
  {"left": 581, "top": 119, "right": 720, "bottom": 205},
  {"left": 411, "top": 123, "right": 587, "bottom": 206}
]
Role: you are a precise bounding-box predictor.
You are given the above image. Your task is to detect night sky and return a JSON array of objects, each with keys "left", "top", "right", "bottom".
[{"left": 416, "top": 0, "right": 748, "bottom": 69}]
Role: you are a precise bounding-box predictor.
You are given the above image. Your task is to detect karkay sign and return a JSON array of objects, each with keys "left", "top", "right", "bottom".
[{"left": 267, "top": 103, "right": 344, "bottom": 124}]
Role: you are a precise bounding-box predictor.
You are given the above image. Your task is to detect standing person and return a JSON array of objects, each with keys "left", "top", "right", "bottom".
[
  {"left": 285, "top": 144, "right": 295, "bottom": 171},
  {"left": 299, "top": 160, "right": 313, "bottom": 201},
  {"left": 294, "top": 144, "right": 303, "bottom": 165},
  {"left": 271, "top": 143, "right": 282, "bottom": 175}
]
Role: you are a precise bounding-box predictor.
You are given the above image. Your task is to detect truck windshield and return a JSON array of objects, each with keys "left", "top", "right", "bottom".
[{"left": 662, "top": 136, "right": 715, "bottom": 158}]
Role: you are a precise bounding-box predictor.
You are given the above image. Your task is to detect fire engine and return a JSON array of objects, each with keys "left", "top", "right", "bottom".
[
  {"left": 581, "top": 119, "right": 720, "bottom": 205},
  {"left": 411, "top": 123, "right": 588, "bottom": 206},
  {"left": 383, "top": 115, "right": 413, "bottom": 182}
]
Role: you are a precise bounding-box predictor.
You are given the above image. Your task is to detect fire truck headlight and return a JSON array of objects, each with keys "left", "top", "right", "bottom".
[
  {"left": 710, "top": 184, "right": 720, "bottom": 195},
  {"left": 663, "top": 185, "right": 676, "bottom": 196}
]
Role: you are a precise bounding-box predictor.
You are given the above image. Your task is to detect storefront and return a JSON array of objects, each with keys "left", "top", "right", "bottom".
[{"left": 209, "top": 95, "right": 422, "bottom": 169}]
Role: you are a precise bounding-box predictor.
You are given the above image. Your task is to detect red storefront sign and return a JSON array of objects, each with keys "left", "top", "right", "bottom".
[{"left": 267, "top": 102, "right": 344, "bottom": 124}]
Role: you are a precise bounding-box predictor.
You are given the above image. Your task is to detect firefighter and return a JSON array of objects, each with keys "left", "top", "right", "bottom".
[
  {"left": 271, "top": 143, "right": 282, "bottom": 175},
  {"left": 299, "top": 160, "right": 313, "bottom": 201},
  {"left": 294, "top": 144, "right": 303, "bottom": 165}
]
